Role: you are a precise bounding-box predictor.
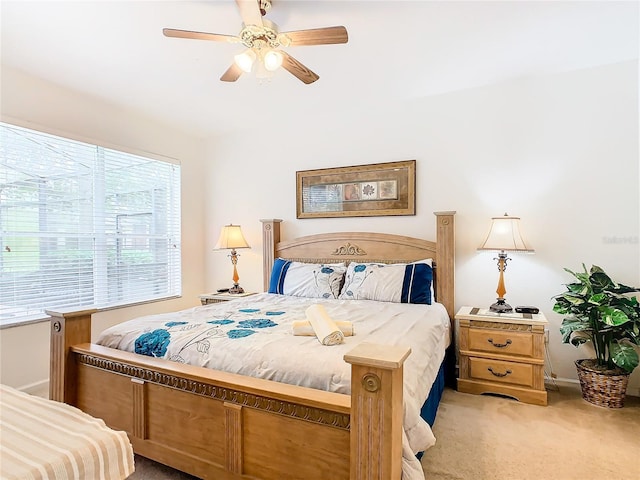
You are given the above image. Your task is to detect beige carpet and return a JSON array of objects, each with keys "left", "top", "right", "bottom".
[
  {"left": 422, "top": 385, "right": 640, "bottom": 480},
  {"left": 129, "top": 385, "right": 640, "bottom": 479}
]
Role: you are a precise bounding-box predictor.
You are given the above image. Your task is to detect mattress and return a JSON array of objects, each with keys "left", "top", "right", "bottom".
[
  {"left": 0, "top": 384, "right": 134, "bottom": 480},
  {"left": 97, "top": 292, "right": 451, "bottom": 479}
]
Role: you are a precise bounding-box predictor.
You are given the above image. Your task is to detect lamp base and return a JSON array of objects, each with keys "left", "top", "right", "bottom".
[
  {"left": 490, "top": 298, "right": 513, "bottom": 313},
  {"left": 229, "top": 284, "right": 245, "bottom": 294}
]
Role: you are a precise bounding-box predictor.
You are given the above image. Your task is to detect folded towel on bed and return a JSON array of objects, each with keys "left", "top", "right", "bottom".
[
  {"left": 305, "top": 304, "right": 345, "bottom": 346},
  {"left": 292, "top": 319, "right": 354, "bottom": 337}
]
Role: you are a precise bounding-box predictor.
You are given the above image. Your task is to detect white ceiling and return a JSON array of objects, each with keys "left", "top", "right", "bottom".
[{"left": 2, "top": 1, "right": 638, "bottom": 138}]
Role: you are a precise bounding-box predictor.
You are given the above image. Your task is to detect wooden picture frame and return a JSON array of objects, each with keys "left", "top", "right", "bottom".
[{"left": 296, "top": 160, "right": 416, "bottom": 219}]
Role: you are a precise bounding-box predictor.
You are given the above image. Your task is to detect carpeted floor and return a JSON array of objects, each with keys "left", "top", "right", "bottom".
[
  {"left": 421, "top": 384, "right": 639, "bottom": 480},
  {"left": 128, "top": 384, "right": 640, "bottom": 479},
  {"left": 129, "top": 456, "right": 198, "bottom": 480}
]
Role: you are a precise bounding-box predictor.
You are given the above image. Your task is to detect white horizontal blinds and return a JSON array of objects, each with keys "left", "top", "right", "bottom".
[
  {"left": 98, "top": 148, "right": 181, "bottom": 307},
  {"left": 0, "top": 125, "right": 96, "bottom": 318},
  {"left": 0, "top": 122, "right": 181, "bottom": 324}
]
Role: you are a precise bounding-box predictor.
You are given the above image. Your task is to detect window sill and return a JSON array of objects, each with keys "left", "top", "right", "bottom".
[
  {"left": 0, "top": 312, "right": 51, "bottom": 329},
  {"left": 0, "top": 295, "right": 181, "bottom": 330}
]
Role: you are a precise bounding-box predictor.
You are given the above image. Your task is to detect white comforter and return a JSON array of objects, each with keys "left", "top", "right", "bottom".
[{"left": 97, "top": 293, "right": 450, "bottom": 479}]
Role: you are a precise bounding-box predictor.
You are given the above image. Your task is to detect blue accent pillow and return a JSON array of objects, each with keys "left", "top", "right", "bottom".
[
  {"left": 339, "top": 261, "right": 433, "bottom": 304},
  {"left": 268, "top": 258, "right": 346, "bottom": 299},
  {"left": 269, "top": 258, "right": 293, "bottom": 294},
  {"left": 401, "top": 263, "right": 433, "bottom": 304}
]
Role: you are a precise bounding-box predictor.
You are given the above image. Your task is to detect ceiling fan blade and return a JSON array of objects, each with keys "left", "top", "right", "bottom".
[
  {"left": 281, "top": 52, "right": 319, "bottom": 84},
  {"left": 163, "top": 28, "right": 239, "bottom": 43},
  {"left": 235, "top": 0, "right": 263, "bottom": 27},
  {"left": 220, "top": 63, "right": 244, "bottom": 82},
  {"left": 279, "top": 26, "right": 348, "bottom": 46}
]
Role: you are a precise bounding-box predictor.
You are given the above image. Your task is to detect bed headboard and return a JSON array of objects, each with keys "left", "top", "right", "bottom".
[{"left": 260, "top": 212, "right": 456, "bottom": 319}]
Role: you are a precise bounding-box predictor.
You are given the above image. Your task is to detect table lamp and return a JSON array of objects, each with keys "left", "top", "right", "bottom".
[
  {"left": 214, "top": 224, "right": 250, "bottom": 294},
  {"left": 477, "top": 214, "right": 534, "bottom": 313}
]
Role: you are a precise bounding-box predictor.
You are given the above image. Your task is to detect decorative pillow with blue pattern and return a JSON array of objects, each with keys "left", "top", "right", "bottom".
[
  {"left": 268, "top": 258, "right": 347, "bottom": 299},
  {"left": 338, "top": 260, "right": 433, "bottom": 304}
]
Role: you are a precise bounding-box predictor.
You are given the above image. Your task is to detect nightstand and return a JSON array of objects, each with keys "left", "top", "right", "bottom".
[
  {"left": 199, "top": 292, "right": 257, "bottom": 305},
  {"left": 456, "top": 306, "right": 548, "bottom": 406}
]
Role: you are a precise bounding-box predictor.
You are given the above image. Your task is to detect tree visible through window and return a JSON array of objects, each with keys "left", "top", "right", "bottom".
[{"left": 0, "top": 122, "right": 181, "bottom": 325}]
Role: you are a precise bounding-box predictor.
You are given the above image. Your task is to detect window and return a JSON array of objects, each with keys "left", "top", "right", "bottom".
[{"left": 0, "top": 122, "right": 181, "bottom": 326}]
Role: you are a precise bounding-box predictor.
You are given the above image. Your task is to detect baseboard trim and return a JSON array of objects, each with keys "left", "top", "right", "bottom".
[
  {"left": 547, "top": 376, "right": 639, "bottom": 398},
  {"left": 546, "top": 376, "right": 579, "bottom": 388},
  {"left": 19, "top": 379, "right": 49, "bottom": 398}
]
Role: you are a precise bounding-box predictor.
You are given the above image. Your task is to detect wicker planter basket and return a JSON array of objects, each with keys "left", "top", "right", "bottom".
[{"left": 575, "top": 359, "right": 631, "bottom": 408}]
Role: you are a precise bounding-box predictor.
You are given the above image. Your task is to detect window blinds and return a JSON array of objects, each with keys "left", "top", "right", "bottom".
[{"left": 0, "top": 122, "right": 181, "bottom": 325}]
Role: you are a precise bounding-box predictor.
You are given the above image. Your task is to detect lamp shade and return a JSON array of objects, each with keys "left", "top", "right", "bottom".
[
  {"left": 234, "top": 49, "right": 256, "bottom": 73},
  {"left": 477, "top": 214, "right": 533, "bottom": 252},
  {"left": 214, "top": 224, "right": 250, "bottom": 250},
  {"left": 263, "top": 49, "right": 283, "bottom": 71}
]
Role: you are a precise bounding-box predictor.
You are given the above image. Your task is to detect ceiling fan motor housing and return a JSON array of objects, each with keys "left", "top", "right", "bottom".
[{"left": 239, "top": 20, "right": 284, "bottom": 50}]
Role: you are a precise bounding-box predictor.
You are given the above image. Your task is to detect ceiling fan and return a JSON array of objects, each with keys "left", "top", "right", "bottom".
[{"left": 163, "top": 0, "right": 348, "bottom": 84}]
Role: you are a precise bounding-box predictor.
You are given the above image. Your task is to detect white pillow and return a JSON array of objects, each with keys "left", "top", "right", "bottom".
[
  {"left": 338, "top": 260, "right": 433, "bottom": 304},
  {"left": 268, "top": 259, "right": 346, "bottom": 299}
]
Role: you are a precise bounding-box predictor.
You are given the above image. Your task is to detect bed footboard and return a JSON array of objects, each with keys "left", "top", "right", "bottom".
[
  {"left": 48, "top": 308, "right": 95, "bottom": 405},
  {"left": 48, "top": 310, "right": 409, "bottom": 480}
]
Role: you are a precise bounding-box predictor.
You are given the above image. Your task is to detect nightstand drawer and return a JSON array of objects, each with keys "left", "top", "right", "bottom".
[
  {"left": 468, "top": 329, "right": 534, "bottom": 357},
  {"left": 468, "top": 357, "right": 534, "bottom": 388},
  {"left": 456, "top": 306, "right": 548, "bottom": 405},
  {"left": 199, "top": 292, "right": 257, "bottom": 305},
  {"left": 201, "top": 297, "right": 227, "bottom": 305}
]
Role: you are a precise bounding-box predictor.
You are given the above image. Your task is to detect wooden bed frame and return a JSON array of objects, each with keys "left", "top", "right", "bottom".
[{"left": 48, "top": 211, "right": 455, "bottom": 480}]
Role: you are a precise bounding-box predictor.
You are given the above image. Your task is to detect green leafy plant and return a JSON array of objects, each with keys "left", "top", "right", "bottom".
[{"left": 553, "top": 264, "right": 640, "bottom": 373}]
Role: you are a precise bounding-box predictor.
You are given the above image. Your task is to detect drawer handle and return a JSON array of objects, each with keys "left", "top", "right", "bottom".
[
  {"left": 487, "top": 338, "right": 512, "bottom": 348},
  {"left": 488, "top": 367, "right": 512, "bottom": 377}
]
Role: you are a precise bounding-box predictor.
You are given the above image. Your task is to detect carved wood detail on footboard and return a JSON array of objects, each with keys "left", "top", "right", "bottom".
[
  {"left": 48, "top": 309, "right": 409, "bottom": 480},
  {"left": 73, "top": 349, "right": 351, "bottom": 430}
]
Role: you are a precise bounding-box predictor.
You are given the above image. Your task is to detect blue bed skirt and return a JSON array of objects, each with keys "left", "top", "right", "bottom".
[
  {"left": 421, "top": 358, "right": 446, "bottom": 427},
  {"left": 416, "top": 357, "right": 447, "bottom": 460}
]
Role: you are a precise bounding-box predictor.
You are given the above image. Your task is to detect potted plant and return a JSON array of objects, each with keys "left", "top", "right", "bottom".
[{"left": 553, "top": 264, "right": 640, "bottom": 408}]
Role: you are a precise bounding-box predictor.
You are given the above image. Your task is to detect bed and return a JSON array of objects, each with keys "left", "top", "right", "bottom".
[
  {"left": 48, "top": 211, "right": 455, "bottom": 480},
  {"left": 0, "top": 383, "right": 134, "bottom": 480}
]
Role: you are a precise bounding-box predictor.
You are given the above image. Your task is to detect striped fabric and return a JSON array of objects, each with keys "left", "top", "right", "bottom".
[
  {"left": 269, "top": 258, "right": 293, "bottom": 294},
  {"left": 0, "top": 384, "right": 134, "bottom": 480},
  {"left": 400, "top": 263, "right": 433, "bottom": 304}
]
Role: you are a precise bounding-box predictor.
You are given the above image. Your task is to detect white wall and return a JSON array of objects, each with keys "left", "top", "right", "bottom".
[
  {"left": 0, "top": 66, "right": 207, "bottom": 392},
  {"left": 2, "top": 60, "right": 637, "bottom": 397},
  {"left": 204, "top": 60, "right": 640, "bottom": 395}
]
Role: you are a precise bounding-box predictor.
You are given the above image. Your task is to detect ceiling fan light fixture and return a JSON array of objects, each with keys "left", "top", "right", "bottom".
[
  {"left": 234, "top": 49, "right": 256, "bottom": 73},
  {"left": 263, "top": 49, "right": 283, "bottom": 71},
  {"left": 163, "top": 1, "right": 349, "bottom": 84}
]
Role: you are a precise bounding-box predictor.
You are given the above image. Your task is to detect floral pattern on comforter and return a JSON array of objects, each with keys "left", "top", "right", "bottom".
[{"left": 96, "top": 293, "right": 450, "bottom": 480}]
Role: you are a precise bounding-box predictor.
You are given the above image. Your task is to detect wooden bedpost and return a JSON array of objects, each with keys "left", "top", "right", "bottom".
[
  {"left": 47, "top": 308, "right": 95, "bottom": 403},
  {"left": 260, "top": 219, "right": 282, "bottom": 292},
  {"left": 344, "top": 343, "right": 410, "bottom": 480},
  {"left": 434, "top": 211, "right": 455, "bottom": 320}
]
